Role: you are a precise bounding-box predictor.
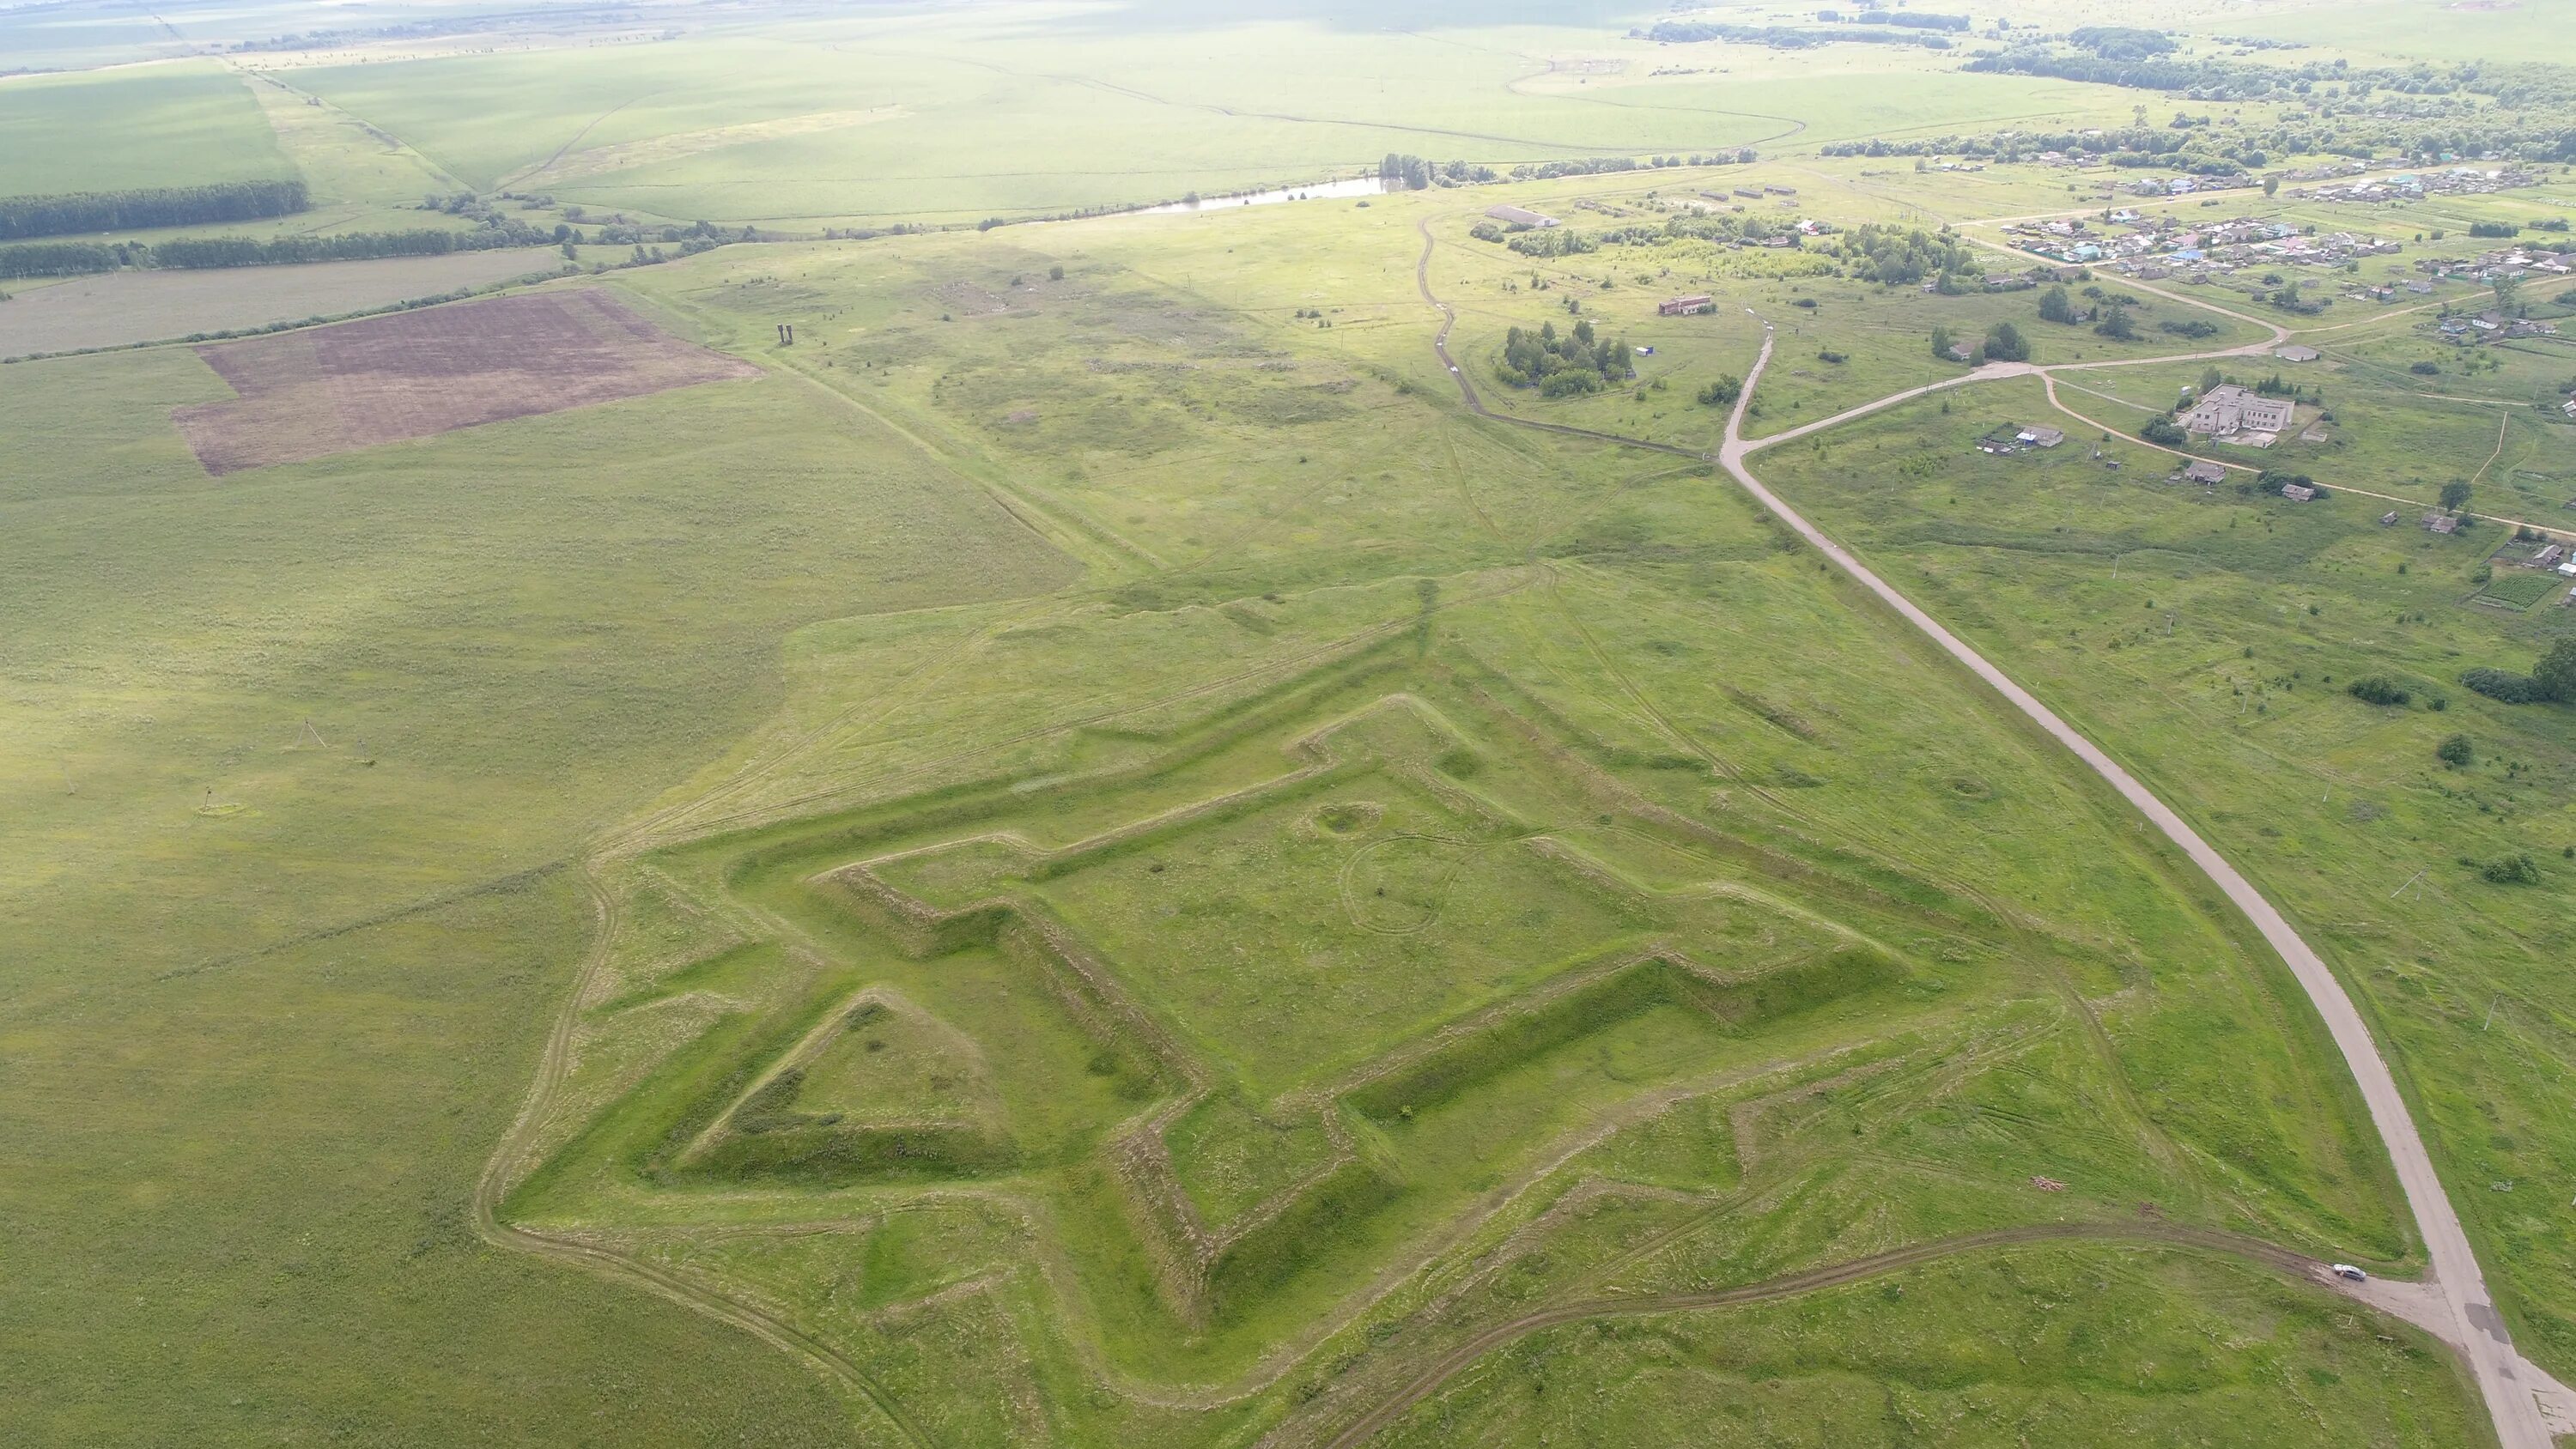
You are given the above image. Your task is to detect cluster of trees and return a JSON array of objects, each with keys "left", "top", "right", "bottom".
[
  {"left": 1931, "top": 321, "right": 2026, "bottom": 365},
  {"left": 1823, "top": 122, "right": 2264, "bottom": 175},
  {"left": 1698, "top": 374, "right": 1744, "bottom": 406},
  {"left": 1378, "top": 155, "right": 1498, "bottom": 190},
  {"left": 2468, "top": 221, "right": 2522, "bottom": 238},
  {"left": 1497, "top": 318, "right": 1633, "bottom": 396},
  {"left": 2140, "top": 414, "right": 2188, "bottom": 446},
  {"left": 2464, "top": 640, "right": 2576, "bottom": 706},
  {"left": 1823, "top": 82, "right": 2574, "bottom": 165},
  {"left": 1639, "top": 20, "right": 1952, "bottom": 49},
  {"left": 1481, "top": 224, "right": 1591, "bottom": 258},
  {"left": 1965, "top": 42, "right": 2556, "bottom": 111},
  {"left": 1471, "top": 208, "right": 1799, "bottom": 260},
  {"left": 1836, "top": 9, "right": 1970, "bottom": 30},
  {"left": 1833, "top": 223, "right": 1973, "bottom": 287},
  {"left": 1498, "top": 152, "right": 1753, "bottom": 183},
  {"left": 2066, "top": 26, "right": 2176, "bottom": 61},
  {"left": 0, "top": 180, "right": 308, "bottom": 241}
]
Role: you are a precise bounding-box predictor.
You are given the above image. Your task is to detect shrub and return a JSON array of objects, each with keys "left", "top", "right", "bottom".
[
  {"left": 2464, "top": 667, "right": 2543, "bottom": 704},
  {"left": 2410, "top": 360, "right": 2440, "bottom": 375},
  {"left": 2347, "top": 676, "right": 2411, "bottom": 706},
  {"left": 2482, "top": 853, "right": 2541, "bottom": 885},
  {"left": 2140, "top": 415, "right": 2186, "bottom": 446},
  {"left": 2437, "top": 733, "right": 2475, "bottom": 767},
  {"left": 1698, "top": 374, "right": 1744, "bottom": 405}
]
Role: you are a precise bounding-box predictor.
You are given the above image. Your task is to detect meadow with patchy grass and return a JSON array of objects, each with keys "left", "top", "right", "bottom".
[{"left": 10, "top": 0, "right": 2576, "bottom": 1442}]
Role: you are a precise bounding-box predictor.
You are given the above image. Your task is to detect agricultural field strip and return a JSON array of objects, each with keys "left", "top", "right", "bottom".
[{"left": 1413, "top": 204, "right": 2564, "bottom": 1447}]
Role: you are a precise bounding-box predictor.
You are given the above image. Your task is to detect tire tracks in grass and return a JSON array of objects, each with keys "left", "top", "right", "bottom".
[
  {"left": 502, "top": 88, "right": 666, "bottom": 192},
  {"left": 1319, "top": 1220, "right": 2337, "bottom": 1448},
  {"left": 471, "top": 857, "right": 938, "bottom": 1446}
]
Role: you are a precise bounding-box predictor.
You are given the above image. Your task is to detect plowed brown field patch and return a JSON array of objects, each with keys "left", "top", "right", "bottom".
[{"left": 173, "top": 288, "right": 760, "bottom": 475}]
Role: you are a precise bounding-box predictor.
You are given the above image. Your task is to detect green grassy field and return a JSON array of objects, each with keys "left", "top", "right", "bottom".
[
  {"left": 10, "top": 0, "right": 2576, "bottom": 1441},
  {"left": 0, "top": 309, "right": 1075, "bottom": 1442},
  {"left": 1755, "top": 373, "right": 2576, "bottom": 1374},
  {"left": 0, "top": 62, "right": 293, "bottom": 197},
  {"left": 269, "top": 10, "right": 2157, "bottom": 227},
  {"left": 4, "top": 190, "right": 2485, "bottom": 1440}
]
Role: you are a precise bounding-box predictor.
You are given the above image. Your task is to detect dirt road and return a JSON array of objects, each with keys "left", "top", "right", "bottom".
[
  {"left": 1716, "top": 324, "right": 2561, "bottom": 1449},
  {"left": 1409, "top": 214, "right": 2561, "bottom": 1449}
]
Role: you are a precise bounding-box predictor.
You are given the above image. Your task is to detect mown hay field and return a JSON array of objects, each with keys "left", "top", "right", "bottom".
[{"left": 0, "top": 248, "right": 562, "bottom": 358}]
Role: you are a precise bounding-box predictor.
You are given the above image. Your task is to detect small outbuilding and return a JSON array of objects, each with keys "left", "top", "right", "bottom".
[
  {"left": 2281, "top": 482, "right": 2317, "bottom": 501},
  {"left": 1484, "top": 203, "right": 1558, "bottom": 228},
  {"left": 2184, "top": 460, "right": 2227, "bottom": 484},
  {"left": 2275, "top": 344, "right": 2321, "bottom": 362},
  {"left": 1658, "top": 294, "right": 1715, "bottom": 316}
]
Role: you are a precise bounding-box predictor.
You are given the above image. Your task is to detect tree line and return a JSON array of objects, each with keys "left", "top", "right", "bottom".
[
  {"left": 0, "top": 218, "right": 561, "bottom": 279},
  {"left": 0, "top": 180, "right": 308, "bottom": 241},
  {"left": 1379, "top": 155, "right": 1499, "bottom": 190}
]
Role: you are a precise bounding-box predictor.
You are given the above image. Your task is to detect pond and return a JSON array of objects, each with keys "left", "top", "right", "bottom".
[{"left": 1134, "top": 175, "right": 1390, "bottom": 215}]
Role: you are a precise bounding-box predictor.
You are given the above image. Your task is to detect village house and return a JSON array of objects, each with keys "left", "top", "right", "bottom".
[
  {"left": 2017, "top": 425, "right": 2065, "bottom": 448},
  {"left": 2426, "top": 513, "right": 2458, "bottom": 534},
  {"left": 2184, "top": 460, "right": 2227, "bottom": 485},
  {"left": 2180, "top": 385, "right": 2294, "bottom": 437}
]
